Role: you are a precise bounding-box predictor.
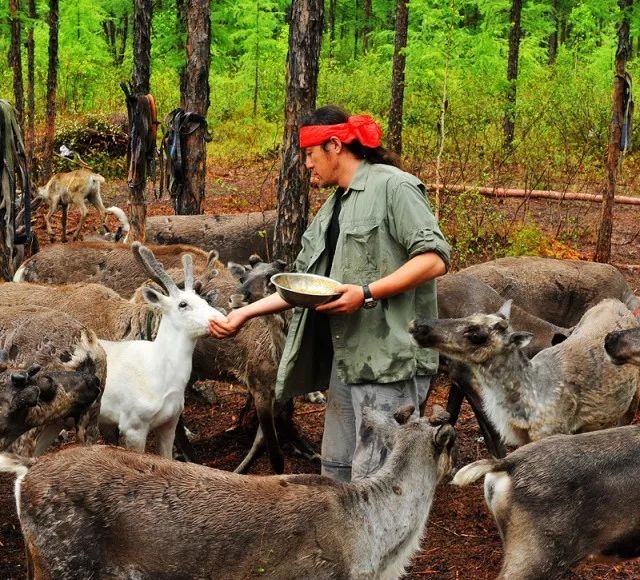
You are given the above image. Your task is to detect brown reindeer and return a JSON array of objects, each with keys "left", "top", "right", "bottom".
[
  {"left": 38, "top": 169, "right": 108, "bottom": 242},
  {"left": 0, "top": 305, "right": 105, "bottom": 456},
  {"left": 0, "top": 406, "right": 455, "bottom": 580}
]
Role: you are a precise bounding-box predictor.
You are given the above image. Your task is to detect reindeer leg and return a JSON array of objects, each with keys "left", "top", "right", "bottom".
[
  {"left": 45, "top": 200, "right": 59, "bottom": 242},
  {"left": 235, "top": 388, "right": 283, "bottom": 474},
  {"left": 61, "top": 204, "right": 68, "bottom": 242},
  {"left": 155, "top": 416, "right": 179, "bottom": 459},
  {"left": 277, "top": 400, "right": 320, "bottom": 461},
  {"left": 72, "top": 201, "right": 88, "bottom": 241},
  {"left": 234, "top": 425, "right": 265, "bottom": 474},
  {"left": 90, "top": 192, "right": 107, "bottom": 235},
  {"left": 173, "top": 414, "right": 195, "bottom": 462}
]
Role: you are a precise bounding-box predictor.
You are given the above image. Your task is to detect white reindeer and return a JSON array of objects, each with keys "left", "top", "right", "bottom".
[{"left": 98, "top": 242, "right": 225, "bottom": 457}]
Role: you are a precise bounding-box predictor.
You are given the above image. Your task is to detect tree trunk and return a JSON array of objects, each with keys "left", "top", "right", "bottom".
[
  {"left": 595, "top": 0, "right": 633, "bottom": 263},
  {"left": 132, "top": 0, "right": 152, "bottom": 95},
  {"left": 273, "top": 0, "right": 323, "bottom": 267},
  {"left": 503, "top": 0, "right": 523, "bottom": 149},
  {"left": 176, "top": 0, "right": 187, "bottom": 96},
  {"left": 129, "top": 0, "right": 153, "bottom": 238},
  {"left": 9, "top": 0, "right": 24, "bottom": 126},
  {"left": 178, "top": 0, "right": 211, "bottom": 215},
  {"left": 253, "top": 2, "right": 260, "bottom": 117},
  {"left": 387, "top": 0, "right": 408, "bottom": 155},
  {"left": 41, "top": 0, "right": 59, "bottom": 181},
  {"left": 548, "top": 0, "right": 559, "bottom": 65},
  {"left": 328, "top": 0, "right": 336, "bottom": 58},
  {"left": 117, "top": 13, "right": 129, "bottom": 66},
  {"left": 25, "top": 0, "right": 36, "bottom": 167},
  {"left": 362, "top": 0, "right": 371, "bottom": 53},
  {"left": 353, "top": 0, "right": 359, "bottom": 59}
]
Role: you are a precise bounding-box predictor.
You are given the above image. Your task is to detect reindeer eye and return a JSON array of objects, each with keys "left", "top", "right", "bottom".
[
  {"left": 178, "top": 301, "right": 188, "bottom": 309},
  {"left": 464, "top": 327, "right": 488, "bottom": 345}
]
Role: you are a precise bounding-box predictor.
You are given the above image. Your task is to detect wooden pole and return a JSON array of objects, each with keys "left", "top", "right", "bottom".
[{"left": 428, "top": 184, "right": 640, "bottom": 206}]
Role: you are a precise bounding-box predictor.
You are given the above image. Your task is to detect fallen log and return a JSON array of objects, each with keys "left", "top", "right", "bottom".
[
  {"left": 429, "top": 184, "right": 640, "bottom": 206},
  {"left": 146, "top": 210, "right": 276, "bottom": 263}
]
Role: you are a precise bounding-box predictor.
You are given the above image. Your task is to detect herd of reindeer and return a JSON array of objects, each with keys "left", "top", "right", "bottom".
[{"left": 1, "top": 168, "right": 640, "bottom": 578}]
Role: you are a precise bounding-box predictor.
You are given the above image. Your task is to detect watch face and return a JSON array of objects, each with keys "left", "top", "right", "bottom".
[{"left": 363, "top": 299, "right": 377, "bottom": 309}]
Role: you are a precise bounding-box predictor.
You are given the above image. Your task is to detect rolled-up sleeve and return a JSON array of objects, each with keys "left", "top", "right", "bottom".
[{"left": 388, "top": 180, "right": 451, "bottom": 268}]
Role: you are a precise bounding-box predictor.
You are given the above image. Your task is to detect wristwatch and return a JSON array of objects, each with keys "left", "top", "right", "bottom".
[{"left": 362, "top": 284, "right": 378, "bottom": 309}]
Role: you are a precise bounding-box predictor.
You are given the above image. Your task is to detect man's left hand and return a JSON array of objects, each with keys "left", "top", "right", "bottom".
[{"left": 315, "top": 284, "right": 365, "bottom": 314}]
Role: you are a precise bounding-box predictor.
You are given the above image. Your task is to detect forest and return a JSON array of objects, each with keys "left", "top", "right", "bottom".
[
  {"left": 1, "top": 0, "right": 639, "bottom": 269},
  {"left": 2, "top": 2, "right": 640, "bottom": 579},
  {"left": 1, "top": 0, "right": 638, "bottom": 185}
]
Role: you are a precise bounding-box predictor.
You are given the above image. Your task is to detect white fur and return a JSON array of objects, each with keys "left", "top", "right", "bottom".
[
  {"left": 451, "top": 459, "right": 496, "bottom": 487},
  {"left": 105, "top": 206, "right": 130, "bottom": 242},
  {"left": 0, "top": 454, "right": 29, "bottom": 519},
  {"left": 12, "top": 263, "right": 25, "bottom": 282},
  {"left": 99, "top": 287, "right": 225, "bottom": 457}
]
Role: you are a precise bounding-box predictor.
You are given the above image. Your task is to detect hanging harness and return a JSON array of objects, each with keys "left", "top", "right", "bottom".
[
  {"left": 0, "top": 99, "right": 33, "bottom": 278},
  {"left": 120, "top": 82, "right": 159, "bottom": 196},
  {"left": 620, "top": 72, "right": 633, "bottom": 154},
  {"left": 159, "top": 108, "right": 211, "bottom": 212}
]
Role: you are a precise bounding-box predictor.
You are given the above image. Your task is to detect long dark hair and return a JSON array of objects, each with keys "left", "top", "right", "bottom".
[{"left": 300, "top": 105, "right": 401, "bottom": 168}]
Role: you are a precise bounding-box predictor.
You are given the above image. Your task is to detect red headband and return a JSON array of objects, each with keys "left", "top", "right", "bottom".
[{"left": 299, "top": 115, "right": 383, "bottom": 148}]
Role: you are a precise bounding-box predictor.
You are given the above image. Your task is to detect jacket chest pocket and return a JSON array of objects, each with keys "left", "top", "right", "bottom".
[{"left": 342, "top": 220, "right": 380, "bottom": 282}]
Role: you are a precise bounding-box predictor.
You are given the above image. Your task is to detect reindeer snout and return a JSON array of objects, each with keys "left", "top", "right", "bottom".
[{"left": 409, "top": 319, "right": 439, "bottom": 348}]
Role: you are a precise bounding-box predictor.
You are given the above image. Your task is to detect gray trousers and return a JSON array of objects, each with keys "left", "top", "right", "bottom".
[{"left": 320, "top": 364, "right": 430, "bottom": 482}]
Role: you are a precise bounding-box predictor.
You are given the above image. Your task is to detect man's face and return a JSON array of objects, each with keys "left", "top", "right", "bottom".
[{"left": 303, "top": 140, "right": 340, "bottom": 188}]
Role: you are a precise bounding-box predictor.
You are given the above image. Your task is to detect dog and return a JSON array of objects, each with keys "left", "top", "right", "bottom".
[{"left": 38, "top": 169, "right": 107, "bottom": 242}]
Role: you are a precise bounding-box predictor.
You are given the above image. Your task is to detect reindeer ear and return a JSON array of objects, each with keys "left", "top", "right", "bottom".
[
  {"left": 36, "top": 375, "right": 57, "bottom": 402},
  {"left": 228, "top": 262, "right": 248, "bottom": 282},
  {"left": 275, "top": 259, "right": 287, "bottom": 272},
  {"left": 496, "top": 300, "right": 513, "bottom": 321},
  {"left": 141, "top": 286, "right": 168, "bottom": 306},
  {"left": 248, "top": 254, "right": 263, "bottom": 266},
  {"left": 508, "top": 331, "right": 533, "bottom": 349},
  {"left": 433, "top": 423, "right": 456, "bottom": 452},
  {"left": 206, "top": 249, "right": 219, "bottom": 267}
]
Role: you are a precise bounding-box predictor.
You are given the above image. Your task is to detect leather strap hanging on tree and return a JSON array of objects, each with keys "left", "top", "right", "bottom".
[
  {"left": 159, "top": 108, "right": 212, "bottom": 213},
  {"left": 621, "top": 72, "right": 633, "bottom": 154},
  {"left": 0, "top": 99, "right": 35, "bottom": 281},
  {"left": 120, "top": 82, "right": 159, "bottom": 195}
]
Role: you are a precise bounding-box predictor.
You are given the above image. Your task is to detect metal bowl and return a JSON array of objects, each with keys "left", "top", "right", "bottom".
[{"left": 271, "top": 273, "right": 342, "bottom": 308}]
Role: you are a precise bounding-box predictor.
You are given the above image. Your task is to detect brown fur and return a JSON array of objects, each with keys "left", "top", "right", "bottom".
[
  {"left": 0, "top": 305, "right": 105, "bottom": 455},
  {"left": 38, "top": 169, "right": 108, "bottom": 243},
  {"left": 13, "top": 243, "right": 292, "bottom": 473},
  {"left": 0, "top": 282, "right": 156, "bottom": 341},
  {"left": 14, "top": 241, "right": 218, "bottom": 297},
  {"left": 11, "top": 410, "right": 455, "bottom": 579}
]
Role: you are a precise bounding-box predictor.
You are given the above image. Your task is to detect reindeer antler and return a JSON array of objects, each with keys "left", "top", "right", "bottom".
[
  {"left": 182, "top": 254, "right": 194, "bottom": 292},
  {"left": 132, "top": 242, "right": 180, "bottom": 297}
]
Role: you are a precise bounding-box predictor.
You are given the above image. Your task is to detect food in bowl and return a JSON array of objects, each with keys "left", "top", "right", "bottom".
[{"left": 270, "top": 273, "right": 342, "bottom": 308}]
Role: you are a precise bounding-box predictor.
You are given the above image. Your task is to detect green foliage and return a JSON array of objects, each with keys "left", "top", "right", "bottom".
[
  {"left": 439, "top": 189, "right": 510, "bottom": 269},
  {"left": 0, "top": 0, "right": 638, "bottom": 193},
  {"left": 506, "top": 221, "right": 548, "bottom": 256}
]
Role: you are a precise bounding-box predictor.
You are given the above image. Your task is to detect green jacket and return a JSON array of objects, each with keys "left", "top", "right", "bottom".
[{"left": 275, "top": 161, "right": 450, "bottom": 401}]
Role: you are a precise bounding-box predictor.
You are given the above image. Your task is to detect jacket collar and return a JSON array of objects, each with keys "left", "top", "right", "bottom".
[{"left": 346, "top": 160, "right": 370, "bottom": 193}]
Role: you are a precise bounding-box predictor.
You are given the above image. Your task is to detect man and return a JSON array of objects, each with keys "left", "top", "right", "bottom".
[{"left": 210, "top": 105, "right": 450, "bottom": 481}]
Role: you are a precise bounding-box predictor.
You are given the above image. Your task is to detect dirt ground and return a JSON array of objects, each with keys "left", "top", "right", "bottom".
[{"left": 1, "top": 166, "right": 640, "bottom": 579}]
